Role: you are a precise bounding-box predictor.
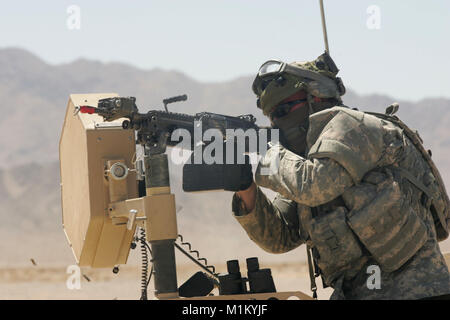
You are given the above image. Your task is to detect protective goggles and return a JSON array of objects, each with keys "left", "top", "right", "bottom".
[{"left": 252, "top": 59, "right": 339, "bottom": 98}]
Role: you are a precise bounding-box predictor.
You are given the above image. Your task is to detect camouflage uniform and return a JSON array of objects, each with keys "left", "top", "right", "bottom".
[{"left": 232, "top": 106, "right": 450, "bottom": 299}]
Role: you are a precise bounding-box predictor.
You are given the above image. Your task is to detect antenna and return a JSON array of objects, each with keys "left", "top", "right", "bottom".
[{"left": 319, "top": 0, "right": 330, "bottom": 54}]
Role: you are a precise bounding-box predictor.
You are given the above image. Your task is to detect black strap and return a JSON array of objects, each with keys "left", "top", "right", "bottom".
[
  {"left": 306, "top": 245, "right": 318, "bottom": 299},
  {"left": 394, "top": 166, "right": 433, "bottom": 204}
]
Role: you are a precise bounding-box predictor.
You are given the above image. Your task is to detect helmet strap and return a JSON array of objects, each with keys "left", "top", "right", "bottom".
[{"left": 306, "top": 93, "right": 315, "bottom": 115}]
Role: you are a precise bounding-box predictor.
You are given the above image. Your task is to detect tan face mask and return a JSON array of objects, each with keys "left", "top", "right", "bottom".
[
  {"left": 272, "top": 105, "right": 310, "bottom": 156},
  {"left": 272, "top": 100, "right": 338, "bottom": 156}
]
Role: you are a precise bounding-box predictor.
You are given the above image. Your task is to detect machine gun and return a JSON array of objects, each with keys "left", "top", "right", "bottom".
[
  {"left": 59, "top": 93, "right": 310, "bottom": 300},
  {"left": 78, "top": 95, "right": 275, "bottom": 192},
  {"left": 78, "top": 95, "right": 259, "bottom": 154}
]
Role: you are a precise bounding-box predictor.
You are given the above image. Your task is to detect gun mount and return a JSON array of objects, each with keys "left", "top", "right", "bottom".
[{"left": 60, "top": 93, "right": 312, "bottom": 300}]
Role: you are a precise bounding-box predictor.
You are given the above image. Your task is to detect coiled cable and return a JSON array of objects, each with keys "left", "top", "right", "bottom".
[
  {"left": 139, "top": 227, "right": 152, "bottom": 300},
  {"left": 176, "top": 234, "right": 218, "bottom": 278}
]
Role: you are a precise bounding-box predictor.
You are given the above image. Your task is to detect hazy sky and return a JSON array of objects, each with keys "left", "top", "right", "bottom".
[{"left": 1, "top": 0, "right": 449, "bottom": 101}]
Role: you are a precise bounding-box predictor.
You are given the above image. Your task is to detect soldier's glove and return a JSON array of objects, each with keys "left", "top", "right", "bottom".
[{"left": 183, "top": 155, "right": 253, "bottom": 192}]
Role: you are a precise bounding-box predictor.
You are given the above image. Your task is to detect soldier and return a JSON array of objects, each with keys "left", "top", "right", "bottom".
[{"left": 231, "top": 52, "right": 450, "bottom": 299}]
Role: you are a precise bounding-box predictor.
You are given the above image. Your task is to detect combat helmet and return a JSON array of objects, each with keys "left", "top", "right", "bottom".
[{"left": 252, "top": 52, "right": 346, "bottom": 117}]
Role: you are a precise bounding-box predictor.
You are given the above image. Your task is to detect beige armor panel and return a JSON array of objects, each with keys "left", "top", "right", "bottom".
[{"left": 59, "top": 93, "right": 138, "bottom": 268}]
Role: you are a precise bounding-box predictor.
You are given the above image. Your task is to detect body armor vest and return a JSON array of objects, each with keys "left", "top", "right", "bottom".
[{"left": 299, "top": 106, "right": 449, "bottom": 286}]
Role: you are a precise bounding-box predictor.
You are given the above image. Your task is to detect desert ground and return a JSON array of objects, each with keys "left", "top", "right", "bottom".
[
  {"left": 1, "top": 245, "right": 448, "bottom": 300},
  {"left": 0, "top": 262, "right": 330, "bottom": 300}
]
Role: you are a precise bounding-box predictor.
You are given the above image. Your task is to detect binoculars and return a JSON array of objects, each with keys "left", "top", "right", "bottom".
[{"left": 218, "top": 257, "right": 276, "bottom": 295}]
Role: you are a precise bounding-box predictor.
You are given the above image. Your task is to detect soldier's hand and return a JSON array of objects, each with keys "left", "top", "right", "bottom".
[{"left": 236, "top": 182, "right": 256, "bottom": 212}]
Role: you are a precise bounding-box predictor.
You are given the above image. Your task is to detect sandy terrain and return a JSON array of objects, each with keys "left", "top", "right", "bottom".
[
  {"left": 1, "top": 223, "right": 448, "bottom": 301},
  {"left": 2, "top": 254, "right": 449, "bottom": 300},
  {"left": 0, "top": 262, "right": 333, "bottom": 300}
]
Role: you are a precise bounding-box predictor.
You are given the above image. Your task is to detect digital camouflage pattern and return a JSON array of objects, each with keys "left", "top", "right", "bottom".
[
  {"left": 307, "top": 107, "right": 385, "bottom": 183},
  {"left": 232, "top": 107, "right": 450, "bottom": 299}
]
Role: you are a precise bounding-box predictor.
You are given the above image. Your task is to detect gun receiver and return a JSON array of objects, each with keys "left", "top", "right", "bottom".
[{"left": 79, "top": 96, "right": 260, "bottom": 155}]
